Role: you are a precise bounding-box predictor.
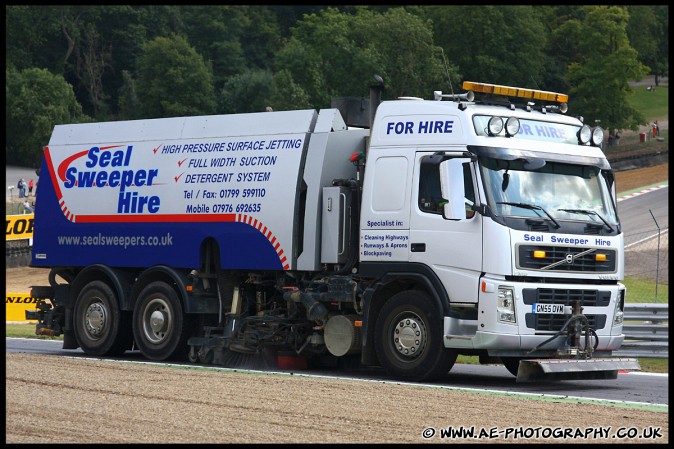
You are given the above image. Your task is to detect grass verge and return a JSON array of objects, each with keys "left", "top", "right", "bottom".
[
  {"left": 6, "top": 323, "right": 62, "bottom": 340},
  {"left": 623, "top": 276, "right": 669, "bottom": 303},
  {"left": 628, "top": 84, "right": 668, "bottom": 120}
]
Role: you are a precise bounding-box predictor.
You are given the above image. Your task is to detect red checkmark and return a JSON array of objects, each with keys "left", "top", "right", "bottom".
[
  {"left": 175, "top": 172, "right": 184, "bottom": 182},
  {"left": 178, "top": 158, "right": 188, "bottom": 167},
  {"left": 153, "top": 144, "right": 162, "bottom": 154}
]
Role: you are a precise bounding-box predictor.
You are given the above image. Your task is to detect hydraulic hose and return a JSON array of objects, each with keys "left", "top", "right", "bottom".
[{"left": 527, "top": 314, "right": 597, "bottom": 357}]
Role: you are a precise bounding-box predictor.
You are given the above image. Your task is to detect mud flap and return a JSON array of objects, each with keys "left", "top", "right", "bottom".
[{"left": 516, "top": 358, "right": 641, "bottom": 383}]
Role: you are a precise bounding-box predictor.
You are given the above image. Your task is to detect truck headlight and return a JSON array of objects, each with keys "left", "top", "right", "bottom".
[
  {"left": 591, "top": 126, "right": 604, "bottom": 146},
  {"left": 498, "top": 287, "right": 516, "bottom": 324},
  {"left": 488, "top": 116, "right": 504, "bottom": 136},
  {"left": 505, "top": 117, "right": 520, "bottom": 137},
  {"left": 577, "top": 124, "right": 592, "bottom": 144},
  {"left": 613, "top": 289, "right": 625, "bottom": 325}
]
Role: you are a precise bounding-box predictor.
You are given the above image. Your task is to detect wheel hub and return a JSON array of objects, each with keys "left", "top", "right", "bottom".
[
  {"left": 393, "top": 317, "right": 426, "bottom": 357},
  {"left": 85, "top": 303, "right": 106, "bottom": 337},
  {"left": 150, "top": 310, "right": 167, "bottom": 333}
]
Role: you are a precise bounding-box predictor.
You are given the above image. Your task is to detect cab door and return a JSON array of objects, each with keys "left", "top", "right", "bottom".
[{"left": 409, "top": 151, "right": 482, "bottom": 303}]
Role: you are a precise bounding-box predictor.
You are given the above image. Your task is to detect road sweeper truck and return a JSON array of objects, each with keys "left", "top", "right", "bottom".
[{"left": 27, "top": 80, "right": 639, "bottom": 382}]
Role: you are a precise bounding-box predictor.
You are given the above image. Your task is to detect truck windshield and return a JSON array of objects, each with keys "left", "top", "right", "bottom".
[{"left": 479, "top": 156, "right": 618, "bottom": 226}]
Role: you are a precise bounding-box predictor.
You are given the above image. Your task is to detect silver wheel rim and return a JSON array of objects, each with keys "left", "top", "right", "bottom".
[
  {"left": 142, "top": 297, "right": 172, "bottom": 344},
  {"left": 84, "top": 300, "right": 108, "bottom": 340},
  {"left": 392, "top": 312, "right": 427, "bottom": 359}
]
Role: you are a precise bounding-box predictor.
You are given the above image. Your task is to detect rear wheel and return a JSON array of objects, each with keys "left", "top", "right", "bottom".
[
  {"left": 374, "top": 290, "right": 457, "bottom": 382},
  {"left": 73, "top": 281, "right": 131, "bottom": 356},
  {"left": 133, "top": 281, "right": 192, "bottom": 361}
]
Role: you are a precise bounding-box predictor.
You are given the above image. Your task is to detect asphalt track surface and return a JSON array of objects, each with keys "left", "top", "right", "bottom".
[{"left": 5, "top": 338, "right": 668, "bottom": 410}]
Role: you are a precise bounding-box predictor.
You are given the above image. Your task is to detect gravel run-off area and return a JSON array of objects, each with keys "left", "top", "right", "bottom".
[{"left": 5, "top": 353, "right": 669, "bottom": 443}]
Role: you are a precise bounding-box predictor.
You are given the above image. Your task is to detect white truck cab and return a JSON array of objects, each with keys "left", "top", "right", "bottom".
[{"left": 357, "top": 82, "right": 635, "bottom": 380}]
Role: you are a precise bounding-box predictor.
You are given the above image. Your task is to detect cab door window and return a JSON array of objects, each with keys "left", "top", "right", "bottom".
[{"left": 418, "top": 159, "right": 475, "bottom": 218}]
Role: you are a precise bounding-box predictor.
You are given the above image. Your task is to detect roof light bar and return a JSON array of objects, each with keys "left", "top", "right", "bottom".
[{"left": 462, "top": 81, "right": 569, "bottom": 104}]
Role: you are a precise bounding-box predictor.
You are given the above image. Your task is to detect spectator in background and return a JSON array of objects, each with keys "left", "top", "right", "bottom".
[
  {"left": 22, "top": 201, "right": 34, "bottom": 213},
  {"left": 28, "top": 179, "right": 34, "bottom": 196},
  {"left": 17, "top": 178, "right": 26, "bottom": 198},
  {"left": 652, "top": 121, "right": 658, "bottom": 138}
]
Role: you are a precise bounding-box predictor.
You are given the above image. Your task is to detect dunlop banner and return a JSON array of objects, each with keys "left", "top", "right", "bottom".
[
  {"left": 6, "top": 293, "right": 39, "bottom": 322},
  {"left": 6, "top": 214, "right": 34, "bottom": 241}
]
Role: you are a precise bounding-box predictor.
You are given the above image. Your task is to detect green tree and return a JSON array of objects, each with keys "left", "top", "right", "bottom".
[
  {"left": 219, "top": 69, "right": 275, "bottom": 114},
  {"left": 240, "top": 6, "right": 284, "bottom": 73},
  {"left": 5, "top": 67, "right": 89, "bottom": 167},
  {"left": 117, "top": 70, "right": 142, "bottom": 120},
  {"left": 135, "top": 34, "right": 216, "bottom": 118},
  {"left": 627, "top": 6, "right": 669, "bottom": 85},
  {"left": 5, "top": 5, "right": 62, "bottom": 72},
  {"left": 353, "top": 7, "right": 448, "bottom": 99},
  {"left": 423, "top": 6, "right": 546, "bottom": 88},
  {"left": 275, "top": 7, "right": 377, "bottom": 108},
  {"left": 6, "top": 5, "right": 196, "bottom": 120},
  {"left": 179, "top": 6, "right": 250, "bottom": 89},
  {"left": 269, "top": 70, "right": 312, "bottom": 112},
  {"left": 559, "top": 6, "right": 648, "bottom": 133},
  {"left": 148, "top": 6, "right": 287, "bottom": 97},
  {"left": 531, "top": 6, "right": 580, "bottom": 93},
  {"left": 275, "top": 7, "right": 447, "bottom": 109},
  {"left": 93, "top": 6, "right": 154, "bottom": 119},
  {"left": 49, "top": 6, "right": 134, "bottom": 118}
]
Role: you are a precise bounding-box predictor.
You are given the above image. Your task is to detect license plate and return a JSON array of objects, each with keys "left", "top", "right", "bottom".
[{"left": 533, "top": 303, "right": 564, "bottom": 314}]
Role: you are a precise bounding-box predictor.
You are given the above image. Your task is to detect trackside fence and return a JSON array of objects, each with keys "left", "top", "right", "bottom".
[
  {"left": 623, "top": 210, "right": 668, "bottom": 303},
  {"left": 614, "top": 303, "right": 669, "bottom": 359}
]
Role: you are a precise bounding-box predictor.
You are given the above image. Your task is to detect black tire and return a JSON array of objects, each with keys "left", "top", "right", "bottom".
[
  {"left": 133, "top": 281, "right": 192, "bottom": 361},
  {"left": 501, "top": 357, "right": 523, "bottom": 377},
  {"left": 73, "top": 280, "right": 131, "bottom": 356},
  {"left": 374, "top": 290, "right": 457, "bottom": 382}
]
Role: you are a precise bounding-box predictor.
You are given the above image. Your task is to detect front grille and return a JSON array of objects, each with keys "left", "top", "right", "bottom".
[
  {"left": 518, "top": 245, "right": 616, "bottom": 272},
  {"left": 525, "top": 313, "right": 607, "bottom": 331},
  {"left": 522, "top": 288, "right": 609, "bottom": 332},
  {"left": 523, "top": 288, "right": 611, "bottom": 307}
]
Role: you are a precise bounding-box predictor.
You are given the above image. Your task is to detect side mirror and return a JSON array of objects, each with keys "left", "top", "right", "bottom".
[{"left": 439, "top": 158, "right": 471, "bottom": 220}]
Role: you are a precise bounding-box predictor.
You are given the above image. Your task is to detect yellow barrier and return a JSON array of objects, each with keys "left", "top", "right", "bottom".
[
  {"left": 6, "top": 293, "right": 38, "bottom": 322},
  {"left": 6, "top": 214, "right": 34, "bottom": 240}
]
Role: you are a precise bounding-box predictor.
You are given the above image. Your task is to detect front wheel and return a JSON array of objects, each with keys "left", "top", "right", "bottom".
[
  {"left": 374, "top": 290, "right": 457, "bottom": 382},
  {"left": 133, "top": 281, "right": 192, "bottom": 361}
]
